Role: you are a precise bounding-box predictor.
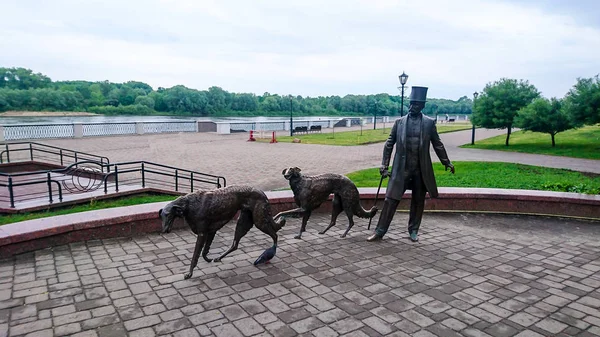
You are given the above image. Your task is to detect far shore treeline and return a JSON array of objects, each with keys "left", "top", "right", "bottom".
[{"left": 0, "top": 67, "right": 473, "bottom": 117}]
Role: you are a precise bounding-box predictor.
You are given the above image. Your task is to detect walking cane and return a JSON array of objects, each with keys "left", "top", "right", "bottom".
[{"left": 368, "top": 172, "right": 387, "bottom": 230}]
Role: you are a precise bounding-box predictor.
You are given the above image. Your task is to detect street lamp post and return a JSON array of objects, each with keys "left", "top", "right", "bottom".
[
  {"left": 471, "top": 91, "right": 478, "bottom": 145},
  {"left": 289, "top": 95, "right": 293, "bottom": 137},
  {"left": 373, "top": 113, "right": 377, "bottom": 130},
  {"left": 398, "top": 72, "right": 409, "bottom": 117}
]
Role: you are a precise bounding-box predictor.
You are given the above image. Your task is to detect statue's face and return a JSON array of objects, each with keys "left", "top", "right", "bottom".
[
  {"left": 409, "top": 102, "right": 425, "bottom": 114},
  {"left": 159, "top": 202, "right": 183, "bottom": 233}
]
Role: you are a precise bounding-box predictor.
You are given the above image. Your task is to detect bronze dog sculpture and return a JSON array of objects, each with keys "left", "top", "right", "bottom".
[
  {"left": 159, "top": 185, "right": 285, "bottom": 279},
  {"left": 274, "top": 167, "right": 377, "bottom": 239}
]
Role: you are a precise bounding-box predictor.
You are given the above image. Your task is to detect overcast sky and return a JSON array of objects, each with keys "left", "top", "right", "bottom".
[{"left": 2, "top": 0, "right": 599, "bottom": 100}]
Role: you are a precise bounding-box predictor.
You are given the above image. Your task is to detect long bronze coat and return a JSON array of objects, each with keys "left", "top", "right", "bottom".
[{"left": 382, "top": 114, "right": 452, "bottom": 200}]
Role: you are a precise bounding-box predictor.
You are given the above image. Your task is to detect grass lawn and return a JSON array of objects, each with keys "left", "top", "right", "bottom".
[
  {"left": 0, "top": 193, "right": 177, "bottom": 226},
  {"left": 273, "top": 123, "right": 472, "bottom": 146},
  {"left": 460, "top": 125, "right": 600, "bottom": 160},
  {"left": 346, "top": 161, "right": 600, "bottom": 195}
]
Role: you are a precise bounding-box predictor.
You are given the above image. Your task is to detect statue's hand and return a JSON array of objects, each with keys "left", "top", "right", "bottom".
[
  {"left": 445, "top": 163, "right": 455, "bottom": 174},
  {"left": 379, "top": 165, "right": 390, "bottom": 178}
]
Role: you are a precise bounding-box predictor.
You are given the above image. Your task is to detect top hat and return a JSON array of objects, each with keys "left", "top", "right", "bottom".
[{"left": 409, "top": 86, "right": 428, "bottom": 102}]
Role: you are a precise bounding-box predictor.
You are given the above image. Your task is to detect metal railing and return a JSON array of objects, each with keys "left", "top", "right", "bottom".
[
  {"left": 83, "top": 123, "right": 136, "bottom": 136},
  {"left": 230, "top": 122, "right": 256, "bottom": 133},
  {"left": 293, "top": 121, "right": 309, "bottom": 128},
  {"left": 143, "top": 122, "right": 197, "bottom": 134},
  {"left": 1, "top": 121, "right": 199, "bottom": 141},
  {"left": 4, "top": 124, "right": 75, "bottom": 140},
  {"left": 255, "top": 122, "right": 286, "bottom": 132},
  {"left": 350, "top": 118, "right": 362, "bottom": 126},
  {"left": 311, "top": 120, "right": 331, "bottom": 127},
  {"left": 102, "top": 161, "right": 226, "bottom": 194},
  {"left": 0, "top": 142, "right": 110, "bottom": 172},
  {"left": 0, "top": 160, "right": 226, "bottom": 209},
  {"left": 0, "top": 170, "right": 65, "bottom": 208}
]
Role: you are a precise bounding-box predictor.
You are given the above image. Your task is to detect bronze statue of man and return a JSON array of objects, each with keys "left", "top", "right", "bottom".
[{"left": 367, "top": 86, "right": 455, "bottom": 243}]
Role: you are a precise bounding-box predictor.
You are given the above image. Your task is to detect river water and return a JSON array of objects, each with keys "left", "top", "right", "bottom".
[{"left": 0, "top": 115, "right": 355, "bottom": 126}]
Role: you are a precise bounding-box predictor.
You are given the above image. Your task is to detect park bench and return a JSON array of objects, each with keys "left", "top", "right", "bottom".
[
  {"left": 294, "top": 126, "right": 308, "bottom": 134},
  {"left": 293, "top": 125, "right": 322, "bottom": 134}
]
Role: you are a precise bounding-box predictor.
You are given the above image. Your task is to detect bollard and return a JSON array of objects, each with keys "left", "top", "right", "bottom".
[
  {"left": 270, "top": 131, "right": 277, "bottom": 143},
  {"left": 247, "top": 130, "right": 256, "bottom": 141}
]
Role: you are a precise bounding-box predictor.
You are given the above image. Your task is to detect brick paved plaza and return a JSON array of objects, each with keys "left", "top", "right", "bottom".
[{"left": 2, "top": 212, "right": 600, "bottom": 336}]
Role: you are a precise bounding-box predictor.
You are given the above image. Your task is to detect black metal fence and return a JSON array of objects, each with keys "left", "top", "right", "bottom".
[
  {"left": 0, "top": 142, "right": 110, "bottom": 172},
  {"left": 0, "top": 160, "right": 226, "bottom": 209},
  {"left": 102, "top": 161, "right": 226, "bottom": 194}
]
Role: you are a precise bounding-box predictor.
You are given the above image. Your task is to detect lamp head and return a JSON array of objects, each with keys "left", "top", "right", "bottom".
[{"left": 399, "top": 72, "right": 409, "bottom": 85}]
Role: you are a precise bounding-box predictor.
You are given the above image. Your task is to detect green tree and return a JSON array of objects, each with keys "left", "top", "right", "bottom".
[
  {"left": 564, "top": 75, "right": 600, "bottom": 126},
  {"left": 341, "top": 95, "right": 366, "bottom": 114},
  {"left": 149, "top": 91, "right": 167, "bottom": 111},
  {"left": 206, "top": 86, "right": 230, "bottom": 113},
  {"left": 3, "top": 89, "right": 30, "bottom": 109},
  {"left": 156, "top": 85, "right": 208, "bottom": 115},
  {"left": 366, "top": 96, "right": 385, "bottom": 117},
  {"left": 0, "top": 67, "right": 51, "bottom": 90},
  {"left": 105, "top": 88, "right": 121, "bottom": 106},
  {"left": 515, "top": 97, "right": 573, "bottom": 147},
  {"left": 32, "top": 89, "right": 59, "bottom": 110},
  {"left": 0, "top": 89, "right": 9, "bottom": 111},
  {"left": 260, "top": 96, "right": 281, "bottom": 112},
  {"left": 116, "top": 86, "right": 138, "bottom": 106},
  {"left": 231, "top": 93, "right": 259, "bottom": 111},
  {"left": 329, "top": 95, "right": 342, "bottom": 111},
  {"left": 473, "top": 78, "right": 540, "bottom": 146},
  {"left": 134, "top": 95, "right": 155, "bottom": 109},
  {"left": 97, "top": 80, "right": 113, "bottom": 97},
  {"left": 125, "top": 81, "right": 153, "bottom": 94},
  {"left": 88, "top": 84, "right": 106, "bottom": 106}
]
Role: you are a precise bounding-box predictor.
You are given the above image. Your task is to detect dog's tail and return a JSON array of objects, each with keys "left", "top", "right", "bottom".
[
  {"left": 354, "top": 203, "right": 378, "bottom": 219},
  {"left": 272, "top": 216, "right": 286, "bottom": 232}
]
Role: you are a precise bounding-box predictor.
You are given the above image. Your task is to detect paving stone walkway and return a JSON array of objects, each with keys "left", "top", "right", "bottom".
[{"left": 2, "top": 212, "right": 600, "bottom": 336}]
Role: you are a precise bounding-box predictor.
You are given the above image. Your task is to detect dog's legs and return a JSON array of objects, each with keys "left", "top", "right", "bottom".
[
  {"left": 201, "top": 231, "right": 216, "bottom": 263},
  {"left": 320, "top": 194, "right": 343, "bottom": 235},
  {"left": 213, "top": 210, "right": 253, "bottom": 263},
  {"left": 255, "top": 214, "right": 279, "bottom": 246},
  {"left": 254, "top": 207, "right": 279, "bottom": 252},
  {"left": 340, "top": 207, "right": 356, "bottom": 238},
  {"left": 273, "top": 208, "right": 307, "bottom": 239},
  {"left": 184, "top": 233, "right": 206, "bottom": 279},
  {"left": 295, "top": 210, "right": 311, "bottom": 239}
]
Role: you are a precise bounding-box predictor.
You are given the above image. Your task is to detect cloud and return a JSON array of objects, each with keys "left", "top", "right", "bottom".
[{"left": 1, "top": 0, "right": 599, "bottom": 99}]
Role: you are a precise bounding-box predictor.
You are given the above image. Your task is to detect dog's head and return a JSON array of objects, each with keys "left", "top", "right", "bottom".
[
  {"left": 158, "top": 200, "right": 185, "bottom": 234},
  {"left": 282, "top": 167, "right": 302, "bottom": 180}
]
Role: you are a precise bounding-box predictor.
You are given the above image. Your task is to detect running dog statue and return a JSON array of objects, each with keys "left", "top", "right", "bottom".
[
  {"left": 159, "top": 185, "right": 285, "bottom": 279},
  {"left": 275, "top": 167, "right": 377, "bottom": 239}
]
